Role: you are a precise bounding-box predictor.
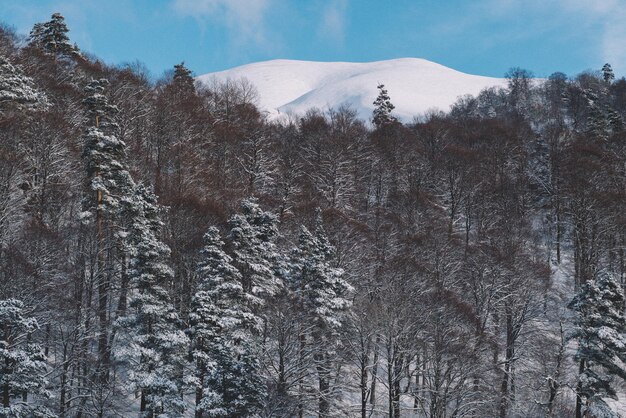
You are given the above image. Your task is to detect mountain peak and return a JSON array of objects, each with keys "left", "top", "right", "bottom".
[{"left": 197, "top": 58, "right": 507, "bottom": 122}]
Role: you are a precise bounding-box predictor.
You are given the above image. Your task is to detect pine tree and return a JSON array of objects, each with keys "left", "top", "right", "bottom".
[
  {"left": 82, "top": 78, "right": 135, "bottom": 216},
  {"left": 602, "top": 63, "right": 615, "bottom": 84},
  {"left": 190, "top": 227, "right": 264, "bottom": 418},
  {"left": 0, "top": 299, "right": 53, "bottom": 417},
  {"left": 0, "top": 56, "right": 45, "bottom": 112},
  {"left": 172, "top": 62, "right": 196, "bottom": 96},
  {"left": 569, "top": 274, "right": 626, "bottom": 418},
  {"left": 288, "top": 210, "right": 353, "bottom": 418},
  {"left": 29, "top": 13, "right": 81, "bottom": 59},
  {"left": 82, "top": 78, "right": 135, "bottom": 386},
  {"left": 227, "top": 199, "right": 283, "bottom": 308},
  {"left": 584, "top": 89, "right": 611, "bottom": 141},
  {"left": 116, "top": 185, "right": 189, "bottom": 418},
  {"left": 289, "top": 210, "right": 353, "bottom": 330},
  {"left": 372, "top": 84, "right": 397, "bottom": 128},
  {"left": 27, "top": 23, "right": 45, "bottom": 48}
]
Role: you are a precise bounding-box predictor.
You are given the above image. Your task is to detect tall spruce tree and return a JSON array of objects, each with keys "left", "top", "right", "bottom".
[
  {"left": 288, "top": 210, "right": 353, "bottom": 418},
  {"left": 569, "top": 274, "right": 626, "bottom": 418},
  {"left": 172, "top": 62, "right": 196, "bottom": 96},
  {"left": 227, "top": 199, "right": 283, "bottom": 308},
  {"left": 372, "top": 84, "right": 397, "bottom": 128},
  {"left": 602, "top": 63, "right": 615, "bottom": 84},
  {"left": 82, "top": 78, "right": 135, "bottom": 216},
  {"left": 116, "top": 185, "right": 189, "bottom": 418},
  {"left": 28, "top": 13, "right": 80, "bottom": 58},
  {"left": 290, "top": 211, "right": 353, "bottom": 330},
  {"left": 190, "top": 227, "right": 264, "bottom": 418},
  {"left": 0, "top": 299, "right": 52, "bottom": 417},
  {"left": 82, "top": 78, "right": 135, "bottom": 385}
]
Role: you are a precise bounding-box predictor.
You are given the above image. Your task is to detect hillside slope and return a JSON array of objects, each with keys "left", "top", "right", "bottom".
[{"left": 197, "top": 58, "right": 508, "bottom": 121}]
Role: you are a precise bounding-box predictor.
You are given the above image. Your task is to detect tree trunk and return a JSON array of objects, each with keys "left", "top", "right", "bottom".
[
  {"left": 316, "top": 350, "right": 331, "bottom": 418},
  {"left": 370, "top": 334, "right": 380, "bottom": 407},
  {"left": 499, "top": 312, "right": 515, "bottom": 418},
  {"left": 195, "top": 367, "right": 204, "bottom": 418},
  {"left": 360, "top": 335, "right": 370, "bottom": 418},
  {"left": 2, "top": 358, "right": 9, "bottom": 408},
  {"left": 575, "top": 359, "right": 585, "bottom": 418}
]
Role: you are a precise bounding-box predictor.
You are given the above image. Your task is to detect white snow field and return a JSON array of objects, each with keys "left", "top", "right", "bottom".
[{"left": 197, "top": 58, "right": 508, "bottom": 122}]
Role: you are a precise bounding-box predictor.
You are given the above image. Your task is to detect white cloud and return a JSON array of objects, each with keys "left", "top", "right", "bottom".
[
  {"left": 172, "top": 0, "right": 271, "bottom": 45},
  {"left": 318, "top": 0, "right": 349, "bottom": 43}
]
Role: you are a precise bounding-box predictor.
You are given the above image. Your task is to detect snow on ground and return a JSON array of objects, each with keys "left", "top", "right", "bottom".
[{"left": 196, "top": 58, "right": 508, "bottom": 122}]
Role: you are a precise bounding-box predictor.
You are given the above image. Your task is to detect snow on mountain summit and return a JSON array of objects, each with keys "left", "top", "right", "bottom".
[{"left": 196, "top": 58, "right": 508, "bottom": 122}]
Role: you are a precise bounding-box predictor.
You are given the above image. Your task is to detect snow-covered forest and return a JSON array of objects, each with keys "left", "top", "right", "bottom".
[{"left": 1, "top": 13, "right": 626, "bottom": 418}]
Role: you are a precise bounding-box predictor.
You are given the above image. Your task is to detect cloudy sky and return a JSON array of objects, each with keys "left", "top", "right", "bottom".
[{"left": 0, "top": 0, "right": 624, "bottom": 78}]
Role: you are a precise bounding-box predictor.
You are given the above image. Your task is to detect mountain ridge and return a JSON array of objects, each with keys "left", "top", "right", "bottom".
[{"left": 196, "top": 58, "right": 509, "bottom": 122}]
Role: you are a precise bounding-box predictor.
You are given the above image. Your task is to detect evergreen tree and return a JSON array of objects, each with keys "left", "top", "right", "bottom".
[
  {"left": 288, "top": 210, "right": 353, "bottom": 418},
  {"left": 372, "top": 84, "right": 397, "bottom": 128},
  {"left": 0, "top": 56, "right": 45, "bottom": 112},
  {"left": 116, "top": 185, "right": 189, "bottom": 418},
  {"left": 82, "top": 78, "right": 135, "bottom": 216},
  {"left": 602, "top": 63, "right": 615, "bottom": 84},
  {"left": 28, "top": 13, "right": 80, "bottom": 58},
  {"left": 227, "top": 199, "right": 283, "bottom": 308},
  {"left": 0, "top": 299, "right": 52, "bottom": 417},
  {"left": 27, "top": 23, "right": 45, "bottom": 48},
  {"left": 569, "top": 274, "right": 626, "bottom": 418},
  {"left": 82, "top": 78, "right": 135, "bottom": 386},
  {"left": 289, "top": 210, "right": 353, "bottom": 330},
  {"left": 584, "top": 89, "right": 611, "bottom": 140},
  {"left": 190, "top": 227, "right": 264, "bottom": 418},
  {"left": 172, "top": 62, "right": 196, "bottom": 96}
]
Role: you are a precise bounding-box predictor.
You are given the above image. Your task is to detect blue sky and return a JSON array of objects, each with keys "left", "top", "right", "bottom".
[{"left": 1, "top": 0, "right": 624, "bottom": 79}]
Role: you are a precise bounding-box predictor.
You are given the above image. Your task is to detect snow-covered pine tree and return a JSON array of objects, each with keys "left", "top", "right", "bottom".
[
  {"left": 82, "top": 78, "right": 135, "bottom": 216},
  {"left": 27, "top": 23, "right": 45, "bottom": 49},
  {"left": 0, "top": 299, "right": 53, "bottom": 417},
  {"left": 82, "top": 78, "right": 136, "bottom": 386},
  {"left": 569, "top": 273, "right": 626, "bottom": 418},
  {"left": 372, "top": 83, "right": 397, "bottom": 129},
  {"left": 227, "top": 199, "right": 283, "bottom": 309},
  {"left": 0, "top": 56, "right": 45, "bottom": 112},
  {"left": 116, "top": 185, "right": 189, "bottom": 418},
  {"left": 584, "top": 89, "right": 611, "bottom": 141},
  {"left": 602, "top": 63, "right": 615, "bottom": 84},
  {"left": 28, "top": 13, "right": 81, "bottom": 59},
  {"left": 290, "top": 210, "right": 353, "bottom": 330},
  {"left": 288, "top": 209, "right": 353, "bottom": 418},
  {"left": 172, "top": 62, "right": 196, "bottom": 96},
  {"left": 190, "top": 227, "right": 264, "bottom": 418}
]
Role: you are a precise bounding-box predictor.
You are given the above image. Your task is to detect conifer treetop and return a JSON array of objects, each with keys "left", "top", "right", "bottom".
[{"left": 372, "top": 83, "right": 398, "bottom": 128}]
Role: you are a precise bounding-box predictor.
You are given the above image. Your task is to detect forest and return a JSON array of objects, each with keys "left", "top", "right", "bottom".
[{"left": 0, "top": 12, "right": 625, "bottom": 418}]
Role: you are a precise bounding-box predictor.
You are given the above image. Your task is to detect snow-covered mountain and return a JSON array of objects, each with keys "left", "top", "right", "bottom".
[{"left": 196, "top": 58, "right": 508, "bottom": 122}]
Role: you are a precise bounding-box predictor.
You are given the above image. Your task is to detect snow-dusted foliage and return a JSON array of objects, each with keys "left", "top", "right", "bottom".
[
  {"left": 286, "top": 210, "right": 353, "bottom": 417},
  {"left": 3, "top": 16, "right": 626, "bottom": 416},
  {"left": 116, "top": 185, "right": 189, "bottom": 418},
  {"left": 0, "top": 299, "right": 53, "bottom": 417},
  {"left": 372, "top": 83, "right": 398, "bottom": 128},
  {"left": 0, "top": 56, "right": 45, "bottom": 111},
  {"left": 82, "top": 79, "right": 135, "bottom": 219},
  {"left": 190, "top": 227, "right": 264, "bottom": 418},
  {"left": 28, "top": 13, "right": 81, "bottom": 59},
  {"left": 227, "top": 199, "right": 283, "bottom": 306},
  {"left": 172, "top": 62, "right": 195, "bottom": 96},
  {"left": 289, "top": 210, "right": 353, "bottom": 330},
  {"left": 569, "top": 274, "right": 626, "bottom": 417}
]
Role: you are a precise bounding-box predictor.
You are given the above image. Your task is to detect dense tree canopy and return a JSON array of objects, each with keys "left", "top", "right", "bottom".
[{"left": 0, "top": 14, "right": 625, "bottom": 418}]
